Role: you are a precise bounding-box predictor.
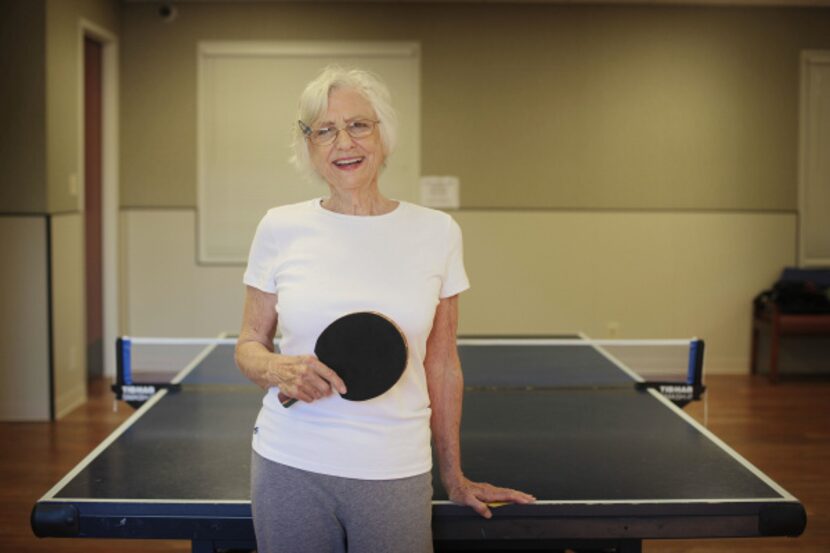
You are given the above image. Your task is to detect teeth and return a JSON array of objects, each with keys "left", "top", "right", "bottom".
[{"left": 334, "top": 158, "right": 362, "bottom": 166}]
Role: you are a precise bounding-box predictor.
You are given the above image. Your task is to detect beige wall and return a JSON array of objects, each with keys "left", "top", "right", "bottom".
[
  {"left": 0, "top": 0, "right": 119, "bottom": 419},
  {"left": 46, "top": 0, "right": 119, "bottom": 213},
  {"left": 1, "top": 0, "right": 120, "bottom": 215},
  {"left": 43, "top": 0, "right": 119, "bottom": 418},
  {"left": 115, "top": 2, "right": 823, "bottom": 376},
  {"left": 120, "top": 2, "right": 830, "bottom": 210},
  {"left": 0, "top": 0, "right": 47, "bottom": 214},
  {"left": 1, "top": 2, "right": 822, "bottom": 395}
]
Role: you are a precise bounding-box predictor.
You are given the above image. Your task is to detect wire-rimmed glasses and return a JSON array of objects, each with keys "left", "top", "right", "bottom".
[{"left": 299, "top": 119, "right": 379, "bottom": 146}]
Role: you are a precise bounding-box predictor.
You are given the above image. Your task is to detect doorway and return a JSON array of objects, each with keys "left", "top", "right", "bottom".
[
  {"left": 80, "top": 20, "right": 119, "bottom": 381},
  {"left": 84, "top": 35, "right": 103, "bottom": 378}
]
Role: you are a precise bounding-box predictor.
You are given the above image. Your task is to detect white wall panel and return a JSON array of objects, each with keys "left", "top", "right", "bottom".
[
  {"left": 122, "top": 209, "right": 246, "bottom": 337},
  {"left": 122, "top": 208, "right": 796, "bottom": 373},
  {"left": 51, "top": 213, "right": 87, "bottom": 418},
  {"left": 0, "top": 217, "right": 50, "bottom": 421},
  {"left": 455, "top": 210, "right": 796, "bottom": 372}
]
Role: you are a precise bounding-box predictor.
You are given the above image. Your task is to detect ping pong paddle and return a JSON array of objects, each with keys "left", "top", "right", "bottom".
[{"left": 279, "top": 312, "right": 408, "bottom": 408}]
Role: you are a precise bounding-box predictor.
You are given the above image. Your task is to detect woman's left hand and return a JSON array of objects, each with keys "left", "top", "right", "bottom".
[{"left": 444, "top": 475, "right": 536, "bottom": 519}]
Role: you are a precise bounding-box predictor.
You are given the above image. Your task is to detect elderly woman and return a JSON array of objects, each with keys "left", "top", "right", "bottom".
[{"left": 235, "top": 66, "right": 534, "bottom": 553}]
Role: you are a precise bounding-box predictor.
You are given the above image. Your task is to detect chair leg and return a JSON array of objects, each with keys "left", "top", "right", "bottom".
[
  {"left": 750, "top": 318, "right": 759, "bottom": 375},
  {"left": 770, "top": 312, "right": 781, "bottom": 383}
]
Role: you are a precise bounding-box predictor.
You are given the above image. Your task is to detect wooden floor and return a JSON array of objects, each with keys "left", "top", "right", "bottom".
[{"left": 3, "top": 374, "right": 828, "bottom": 552}]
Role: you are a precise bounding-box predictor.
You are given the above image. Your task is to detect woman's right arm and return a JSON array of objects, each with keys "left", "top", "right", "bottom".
[{"left": 235, "top": 285, "right": 346, "bottom": 403}]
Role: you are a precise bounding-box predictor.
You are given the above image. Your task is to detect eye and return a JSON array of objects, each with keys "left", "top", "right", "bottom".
[
  {"left": 349, "top": 120, "right": 372, "bottom": 130},
  {"left": 314, "top": 127, "right": 336, "bottom": 139}
]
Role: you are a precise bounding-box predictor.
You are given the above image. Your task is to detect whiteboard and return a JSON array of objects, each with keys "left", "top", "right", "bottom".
[{"left": 197, "top": 41, "right": 421, "bottom": 263}]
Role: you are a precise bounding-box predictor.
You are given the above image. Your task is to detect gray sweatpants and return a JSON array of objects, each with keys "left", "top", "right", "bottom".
[{"left": 251, "top": 451, "right": 434, "bottom": 553}]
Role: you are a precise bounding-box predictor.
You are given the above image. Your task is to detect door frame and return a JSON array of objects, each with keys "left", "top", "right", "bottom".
[{"left": 79, "top": 19, "right": 119, "bottom": 377}]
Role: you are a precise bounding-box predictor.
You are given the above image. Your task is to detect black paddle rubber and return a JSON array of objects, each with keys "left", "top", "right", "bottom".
[
  {"left": 280, "top": 311, "right": 408, "bottom": 407},
  {"left": 315, "top": 312, "right": 408, "bottom": 401}
]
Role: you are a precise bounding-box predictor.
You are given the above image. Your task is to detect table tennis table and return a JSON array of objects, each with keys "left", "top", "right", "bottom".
[{"left": 32, "top": 336, "right": 806, "bottom": 552}]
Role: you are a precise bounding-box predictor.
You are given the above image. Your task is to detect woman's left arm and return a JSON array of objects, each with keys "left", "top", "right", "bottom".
[{"left": 425, "top": 295, "right": 536, "bottom": 519}]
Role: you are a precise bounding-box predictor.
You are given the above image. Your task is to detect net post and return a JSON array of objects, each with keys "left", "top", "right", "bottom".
[
  {"left": 688, "top": 339, "right": 706, "bottom": 399},
  {"left": 112, "top": 337, "right": 132, "bottom": 401}
]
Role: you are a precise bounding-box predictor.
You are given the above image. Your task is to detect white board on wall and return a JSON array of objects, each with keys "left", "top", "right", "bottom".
[{"left": 197, "top": 41, "right": 421, "bottom": 264}]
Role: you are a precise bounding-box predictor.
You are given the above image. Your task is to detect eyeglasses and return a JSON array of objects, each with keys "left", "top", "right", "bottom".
[{"left": 299, "top": 119, "right": 379, "bottom": 146}]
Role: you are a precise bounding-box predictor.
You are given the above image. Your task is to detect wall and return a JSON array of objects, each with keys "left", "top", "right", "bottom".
[
  {"left": 116, "top": 2, "right": 823, "bottom": 374},
  {"left": 122, "top": 209, "right": 246, "bottom": 337},
  {"left": 41, "top": 0, "right": 120, "bottom": 417},
  {"left": 0, "top": 0, "right": 119, "bottom": 420},
  {"left": 454, "top": 210, "right": 795, "bottom": 371},
  {"left": 123, "top": 207, "right": 795, "bottom": 372},
  {"left": 46, "top": 0, "right": 119, "bottom": 213},
  {"left": 51, "top": 213, "right": 87, "bottom": 417},
  {"left": 0, "top": 0, "right": 47, "bottom": 213},
  {"left": 0, "top": 1, "right": 50, "bottom": 420},
  {"left": 0, "top": 217, "right": 51, "bottom": 421},
  {"left": 120, "top": 3, "right": 830, "bottom": 209}
]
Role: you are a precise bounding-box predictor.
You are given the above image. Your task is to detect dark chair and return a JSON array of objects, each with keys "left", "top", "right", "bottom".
[
  {"left": 751, "top": 302, "right": 830, "bottom": 382},
  {"left": 751, "top": 268, "right": 830, "bottom": 382}
]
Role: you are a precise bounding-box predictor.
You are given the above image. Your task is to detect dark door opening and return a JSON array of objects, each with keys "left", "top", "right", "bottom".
[{"left": 84, "top": 36, "right": 103, "bottom": 379}]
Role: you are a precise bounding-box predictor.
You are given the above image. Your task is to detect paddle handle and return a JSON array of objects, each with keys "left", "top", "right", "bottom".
[{"left": 278, "top": 392, "right": 298, "bottom": 408}]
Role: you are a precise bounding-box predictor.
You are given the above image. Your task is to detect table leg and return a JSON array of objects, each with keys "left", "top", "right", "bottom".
[
  {"left": 191, "top": 541, "right": 255, "bottom": 553},
  {"left": 617, "top": 539, "right": 642, "bottom": 552},
  {"left": 192, "top": 540, "right": 214, "bottom": 553}
]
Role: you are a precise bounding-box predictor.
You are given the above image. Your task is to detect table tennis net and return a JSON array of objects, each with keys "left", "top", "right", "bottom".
[
  {"left": 456, "top": 338, "right": 703, "bottom": 402},
  {"left": 114, "top": 336, "right": 704, "bottom": 406}
]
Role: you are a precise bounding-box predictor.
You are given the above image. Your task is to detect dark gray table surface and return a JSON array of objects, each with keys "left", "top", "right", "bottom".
[{"left": 34, "top": 340, "right": 805, "bottom": 549}]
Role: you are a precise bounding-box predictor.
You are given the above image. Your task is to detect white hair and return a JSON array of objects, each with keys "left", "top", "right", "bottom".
[{"left": 290, "top": 66, "right": 398, "bottom": 182}]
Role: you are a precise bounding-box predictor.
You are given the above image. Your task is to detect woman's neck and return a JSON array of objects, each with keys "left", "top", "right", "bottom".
[{"left": 321, "top": 187, "right": 397, "bottom": 216}]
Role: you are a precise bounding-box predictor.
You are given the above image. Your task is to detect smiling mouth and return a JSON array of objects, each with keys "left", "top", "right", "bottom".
[{"left": 333, "top": 157, "right": 365, "bottom": 169}]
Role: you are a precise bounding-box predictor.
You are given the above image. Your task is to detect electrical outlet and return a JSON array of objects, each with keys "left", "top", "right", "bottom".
[{"left": 607, "top": 321, "right": 620, "bottom": 338}]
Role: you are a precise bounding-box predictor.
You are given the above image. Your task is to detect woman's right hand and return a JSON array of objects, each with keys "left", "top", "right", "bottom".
[
  {"left": 236, "top": 286, "right": 347, "bottom": 404},
  {"left": 270, "top": 354, "right": 347, "bottom": 404}
]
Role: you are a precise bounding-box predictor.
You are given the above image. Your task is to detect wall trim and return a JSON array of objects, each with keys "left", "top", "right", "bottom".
[{"left": 45, "top": 215, "right": 55, "bottom": 420}]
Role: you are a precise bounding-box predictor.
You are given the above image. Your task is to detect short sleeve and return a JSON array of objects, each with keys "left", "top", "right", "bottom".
[
  {"left": 440, "top": 217, "right": 470, "bottom": 298},
  {"left": 242, "top": 212, "right": 279, "bottom": 293}
]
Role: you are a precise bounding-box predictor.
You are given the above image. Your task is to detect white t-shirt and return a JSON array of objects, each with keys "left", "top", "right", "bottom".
[{"left": 243, "top": 198, "right": 470, "bottom": 480}]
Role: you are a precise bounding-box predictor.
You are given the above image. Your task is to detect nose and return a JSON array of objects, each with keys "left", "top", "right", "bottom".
[{"left": 333, "top": 127, "right": 355, "bottom": 149}]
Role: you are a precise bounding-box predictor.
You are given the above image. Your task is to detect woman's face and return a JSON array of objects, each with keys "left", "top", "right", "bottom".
[{"left": 308, "top": 87, "right": 385, "bottom": 191}]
